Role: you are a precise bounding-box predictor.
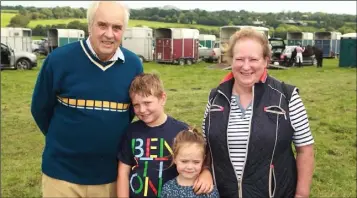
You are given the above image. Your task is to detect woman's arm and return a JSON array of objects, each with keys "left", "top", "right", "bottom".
[
  {"left": 295, "top": 144, "right": 314, "bottom": 197},
  {"left": 288, "top": 88, "right": 315, "bottom": 197}
]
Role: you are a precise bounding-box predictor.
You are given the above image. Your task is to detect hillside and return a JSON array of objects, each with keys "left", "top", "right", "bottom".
[{"left": 1, "top": 12, "right": 220, "bottom": 31}]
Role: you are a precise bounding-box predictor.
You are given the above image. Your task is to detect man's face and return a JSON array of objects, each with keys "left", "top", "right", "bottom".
[{"left": 89, "top": 2, "right": 125, "bottom": 62}]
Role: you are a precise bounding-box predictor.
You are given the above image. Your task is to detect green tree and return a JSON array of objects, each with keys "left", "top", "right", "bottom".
[
  {"left": 8, "top": 14, "right": 30, "bottom": 27},
  {"left": 67, "top": 20, "right": 82, "bottom": 29}
]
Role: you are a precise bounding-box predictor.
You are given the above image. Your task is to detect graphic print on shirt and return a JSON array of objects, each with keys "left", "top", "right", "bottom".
[{"left": 130, "top": 137, "right": 174, "bottom": 197}]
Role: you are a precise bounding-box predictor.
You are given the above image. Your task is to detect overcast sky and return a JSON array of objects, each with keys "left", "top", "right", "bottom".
[{"left": 1, "top": 1, "right": 356, "bottom": 15}]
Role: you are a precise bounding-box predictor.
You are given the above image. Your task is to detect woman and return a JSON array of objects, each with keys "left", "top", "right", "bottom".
[{"left": 202, "top": 28, "right": 314, "bottom": 198}]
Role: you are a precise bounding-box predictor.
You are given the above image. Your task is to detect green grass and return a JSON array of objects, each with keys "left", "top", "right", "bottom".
[
  {"left": 1, "top": 13, "right": 16, "bottom": 27},
  {"left": 32, "top": 36, "right": 45, "bottom": 40},
  {"left": 1, "top": 58, "right": 356, "bottom": 197},
  {"left": 1, "top": 10, "right": 19, "bottom": 13},
  {"left": 28, "top": 18, "right": 87, "bottom": 28}
]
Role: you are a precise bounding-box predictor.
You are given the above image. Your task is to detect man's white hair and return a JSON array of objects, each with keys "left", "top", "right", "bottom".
[{"left": 87, "top": 1, "right": 130, "bottom": 29}]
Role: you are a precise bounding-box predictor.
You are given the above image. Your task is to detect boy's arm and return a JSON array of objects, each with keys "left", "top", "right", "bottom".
[
  {"left": 31, "top": 55, "right": 57, "bottom": 135},
  {"left": 117, "top": 162, "right": 132, "bottom": 198},
  {"left": 117, "top": 130, "right": 136, "bottom": 197}
]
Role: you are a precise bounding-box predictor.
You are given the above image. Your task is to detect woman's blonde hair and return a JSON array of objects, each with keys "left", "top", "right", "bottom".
[{"left": 225, "top": 27, "right": 271, "bottom": 59}]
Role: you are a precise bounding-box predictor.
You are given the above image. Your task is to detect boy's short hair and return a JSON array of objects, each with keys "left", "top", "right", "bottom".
[{"left": 129, "top": 73, "right": 164, "bottom": 98}]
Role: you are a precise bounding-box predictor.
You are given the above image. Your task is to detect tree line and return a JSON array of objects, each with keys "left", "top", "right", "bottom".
[{"left": 2, "top": 5, "right": 356, "bottom": 38}]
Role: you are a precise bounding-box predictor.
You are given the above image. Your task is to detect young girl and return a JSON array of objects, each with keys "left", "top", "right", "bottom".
[{"left": 160, "top": 128, "right": 220, "bottom": 198}]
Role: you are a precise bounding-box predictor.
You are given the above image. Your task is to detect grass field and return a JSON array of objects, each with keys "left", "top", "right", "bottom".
[
  {"left": 1, "top": 10, "right": 19, "bottom": 13},
  {"left": 31, "top": 36, "right": 45, "bottom": 40},
  {"left": 1, "top": 58, "right": 356, "bottom": 197},
  {"left": 1, "top": 13, "right": 16, "bottom": 27}
]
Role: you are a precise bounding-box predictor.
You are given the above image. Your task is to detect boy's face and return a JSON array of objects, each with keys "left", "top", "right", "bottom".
[{"left": 131, "top": 92, "right": 166, "bottom": 127}]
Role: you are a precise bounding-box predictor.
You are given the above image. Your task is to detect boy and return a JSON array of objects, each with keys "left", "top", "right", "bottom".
[{"left": 117, "top": 73, "right": 213, "bottom": 197}]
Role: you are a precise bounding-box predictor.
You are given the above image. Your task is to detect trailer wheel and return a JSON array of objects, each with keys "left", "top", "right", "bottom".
[
  {"left": 186, "top": 59, "right": 192, "bottom": 65},
  {"left": 178, "top": 59, "right": 185, "bottom": 66},
  {"left": 16, "top": 58, "right": 32, "bottom": 70}
]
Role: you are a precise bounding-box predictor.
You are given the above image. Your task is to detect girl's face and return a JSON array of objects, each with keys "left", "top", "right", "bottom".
[{"left": 174, "top": 143, "right": 205, "bottom": 180}]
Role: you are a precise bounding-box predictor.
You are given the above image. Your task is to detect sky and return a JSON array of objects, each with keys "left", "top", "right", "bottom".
[{"left": 1, "top": 1, "right": 356, "bottom": 15}]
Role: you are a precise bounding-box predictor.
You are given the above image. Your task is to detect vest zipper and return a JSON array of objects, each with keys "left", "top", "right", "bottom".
[
  {"left": 207, "top": 97, "right": 218, "bottom": 186},
  {"left": 218, "top": 90, "right": 242, "bottom": 197}
]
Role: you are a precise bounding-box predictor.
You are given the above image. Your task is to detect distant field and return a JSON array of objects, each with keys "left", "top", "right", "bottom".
[
  {"left": 1, "top": 10, "right": 19, "bottom": 13},
  {"left": 28, "top": 18, "right": 87, "bottom": 28},
  {"left": 128, "top": 19, "right": 220, "bottom": 30},
  {"left": 0, "top": 11, "right": 220, "bottom": 30},
  {"left": 1, "top": 13, "right": 16, "bottom": 27},
  {"left": 27, "top": 18, "right": 220, "bottom": 30},
  {"left": 1, "top": 11, "right": 354, "bottom": 32}
]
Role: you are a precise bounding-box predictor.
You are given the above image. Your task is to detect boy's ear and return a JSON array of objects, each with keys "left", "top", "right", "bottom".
[{"left": 161, "top": 92, "right": 167, "bottom": 106}]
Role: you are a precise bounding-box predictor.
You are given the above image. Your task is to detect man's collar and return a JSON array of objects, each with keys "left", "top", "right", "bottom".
[{"left": 86, "top": 37, "right": 125, "bottom": 63}]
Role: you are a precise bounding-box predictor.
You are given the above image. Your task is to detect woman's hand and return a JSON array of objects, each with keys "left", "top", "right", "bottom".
[{"left": 193, "top": 168, "right": 214, "bottom": 195}]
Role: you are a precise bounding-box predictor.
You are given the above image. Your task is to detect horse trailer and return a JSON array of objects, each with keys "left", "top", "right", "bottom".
[
  {"left": 47, "top": 28, "right": 85, "bottom": 52},
  {"left": 314, "top": 31, "right": 341, "bottom": 58},
  {"left": 1, "top": 27, "right": 32, "bottom": 53},
  {"left": 286, "top": 32, "right": 314, "bottom": 46},
  {"left": 122, "top": 27, "right": 153, "bottom": 63},
  {"left": 154, "top": 28, "right": 199, "bottom": 65},
  {"left": 219, "top": 25, "right": 270, "bottom": 64},
  {"left": 199, "top": 34, "right": 216, "bottom": 48}
]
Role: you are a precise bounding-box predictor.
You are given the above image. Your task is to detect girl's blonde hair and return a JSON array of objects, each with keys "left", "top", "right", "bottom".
[{"left": 169, "top": 127, "right": 206, "bottom": 167}]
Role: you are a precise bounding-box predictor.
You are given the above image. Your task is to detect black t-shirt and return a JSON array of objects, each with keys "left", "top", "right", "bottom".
[{"left": 118, "top": 116, "right": 188, "bottom": 197}]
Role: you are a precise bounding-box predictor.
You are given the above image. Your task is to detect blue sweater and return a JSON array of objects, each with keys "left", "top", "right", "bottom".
[{"left": 31, "top": 40, "right": 143, "bottom": 185}]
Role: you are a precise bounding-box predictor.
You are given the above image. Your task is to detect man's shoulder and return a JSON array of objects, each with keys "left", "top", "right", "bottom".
[
  {"left": 49, "top": 41, "right": 81, "bottom": 58},
  {"left": 120, "top": 47, "right": 141, "bottom": 62}
]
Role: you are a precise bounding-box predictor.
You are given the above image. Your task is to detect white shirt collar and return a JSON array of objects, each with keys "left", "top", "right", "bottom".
[{"left": 86, "top": 37, "right": 125, "bottom": 63}]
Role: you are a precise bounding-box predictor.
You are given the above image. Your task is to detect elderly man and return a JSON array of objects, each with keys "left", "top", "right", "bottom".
[{"left": 31, "top": 1, "right": 143, "bottom": 197}]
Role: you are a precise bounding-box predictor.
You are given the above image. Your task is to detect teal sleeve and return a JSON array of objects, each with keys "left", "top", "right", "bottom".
[{"left": 30, "top": 55, "right": 57, "bottom": 135}]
